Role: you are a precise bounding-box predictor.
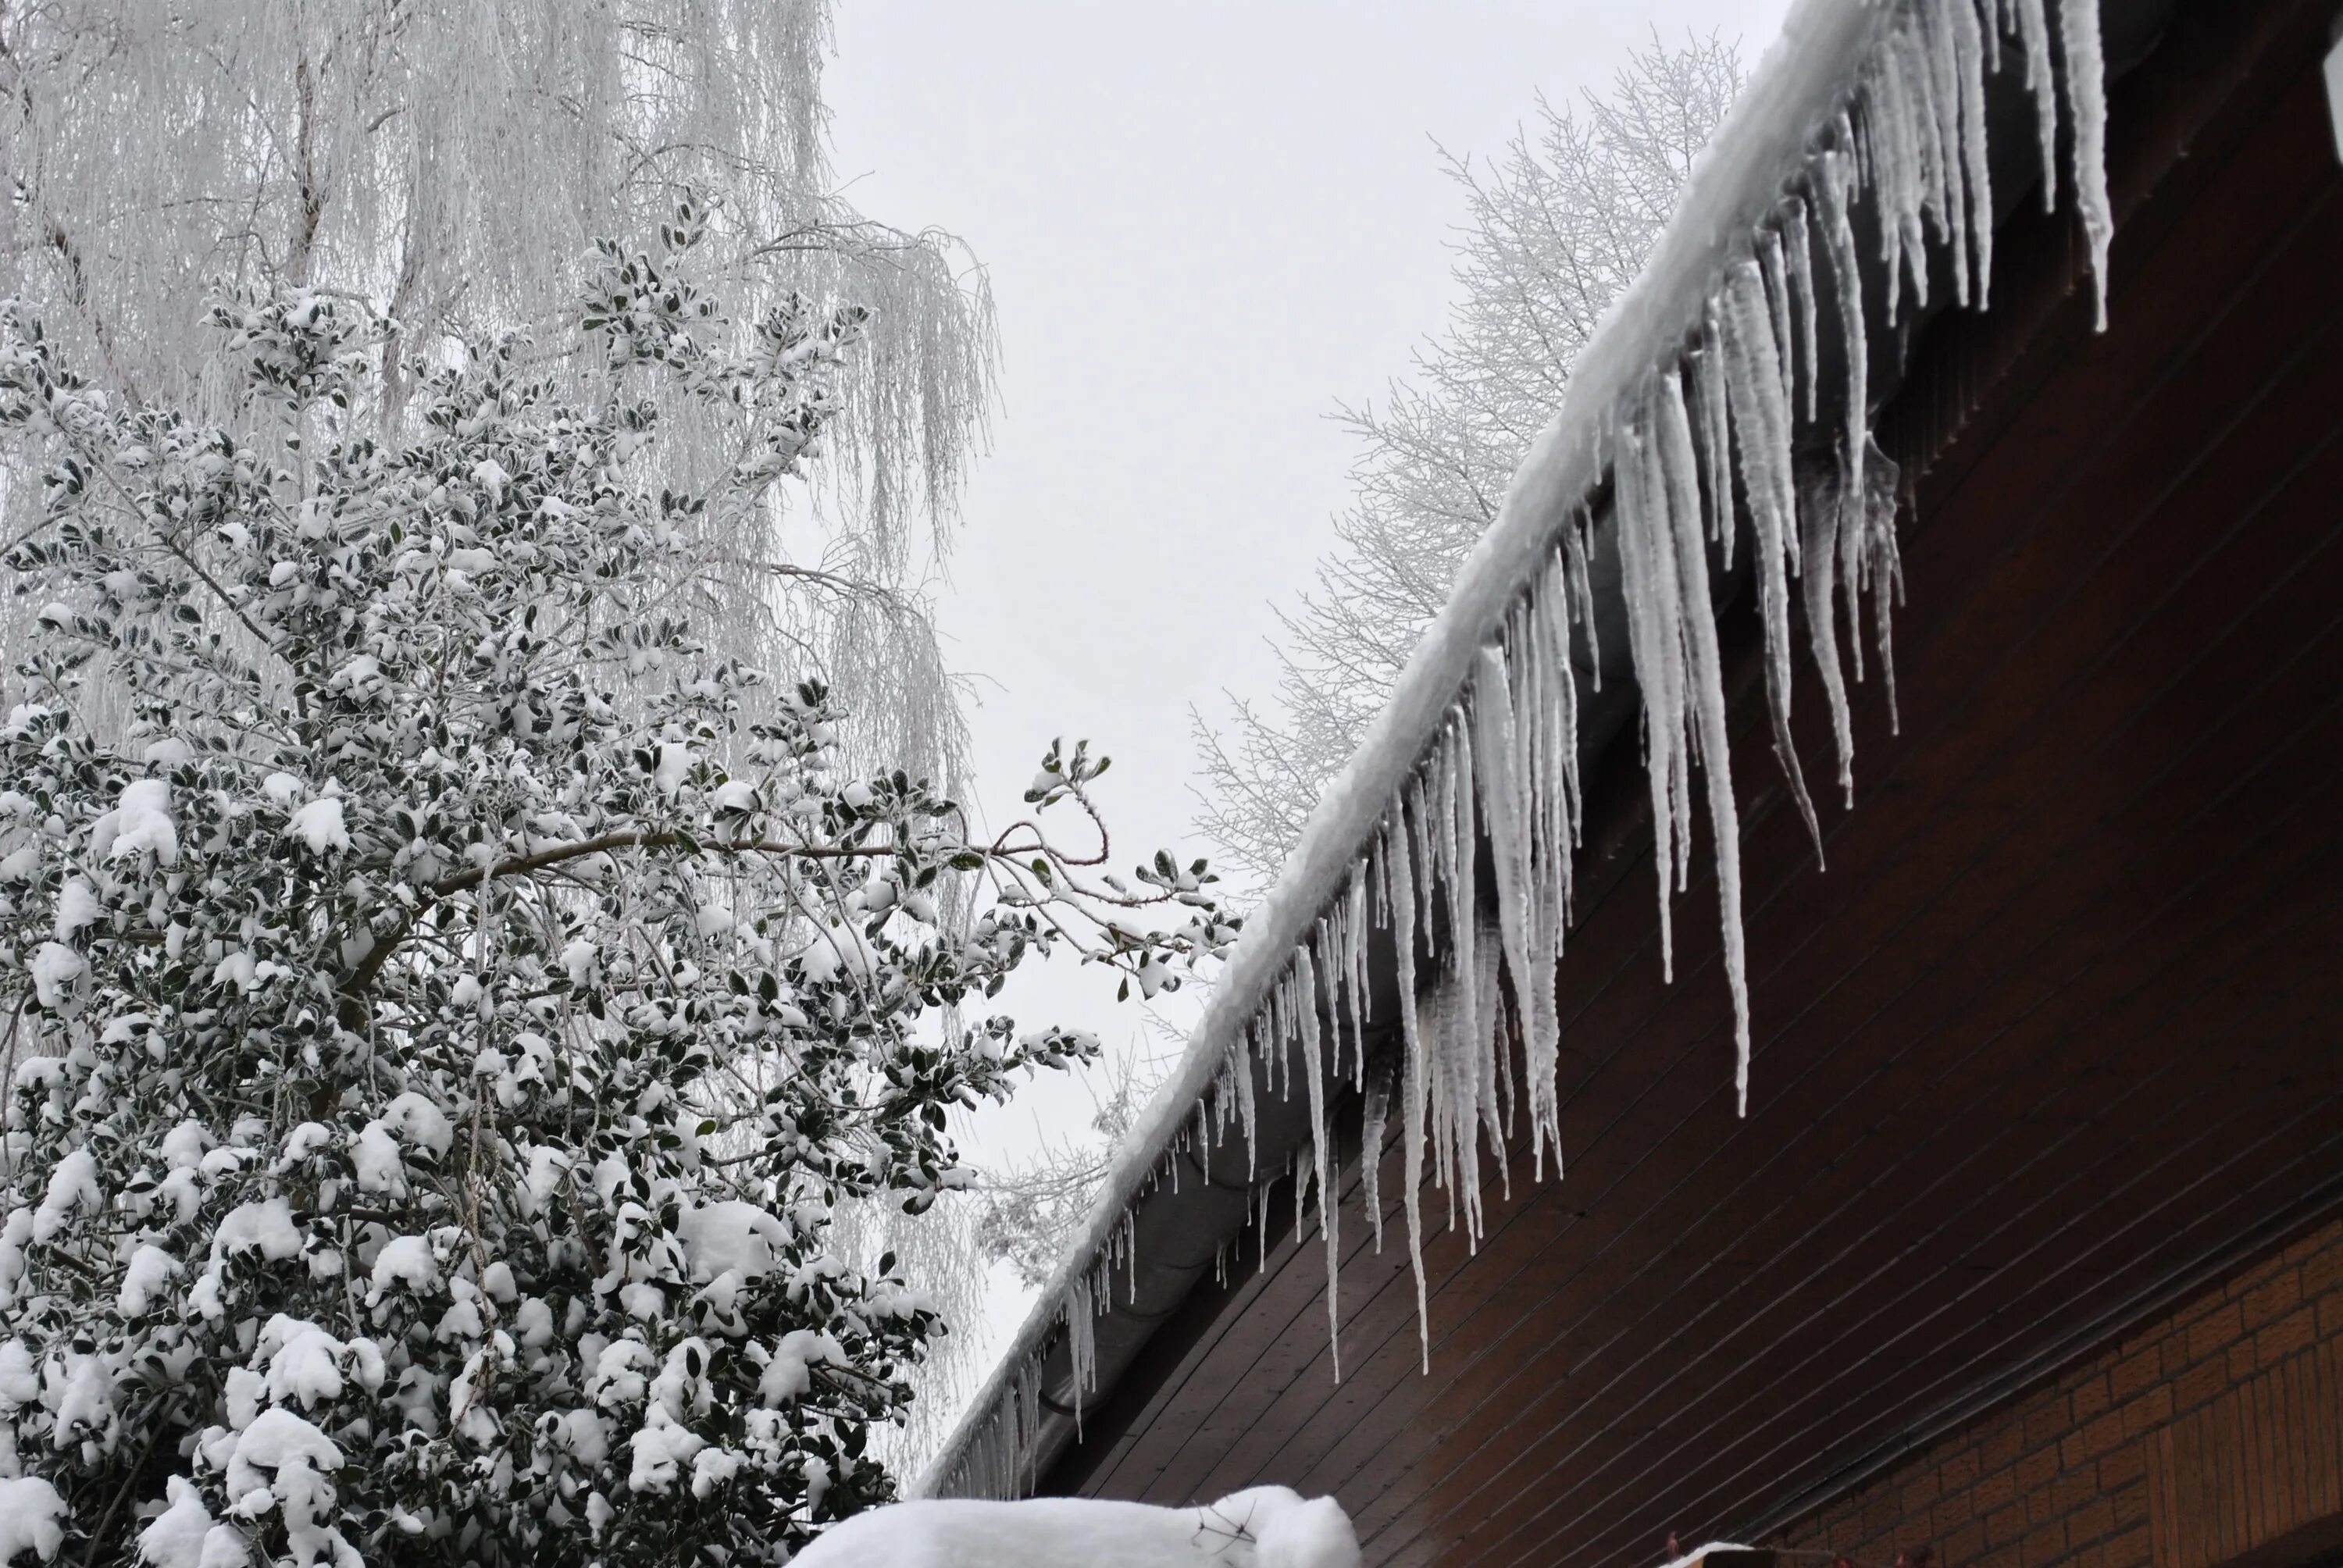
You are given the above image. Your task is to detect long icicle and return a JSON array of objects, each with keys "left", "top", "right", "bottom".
[
  {"left": 1801, "top": 450, "right": 1857, "bottom": 808},
  {"left": 1918, "top": 0, "right": 1972, "bottom": 307},
  {"left": 1758, "top": 227, "right": 1797, "bottom": 415},
  {"left": 1813, "top": 129, "right": 1871, "bottom": 681},
  {"left": 1721, "top": 257, "right": 1824, "bottom": 860},
  {"left": 1389, "top": 815, "right": 1431, "bottom": 1370},
  {"left": 1614, "top": 415, "right": 1685, "bottom": 984},
  {"left": 1696, "top": 306, "right": 1737, "bottom": 570},
  {"left": 2055, "top": 0, "right": 2112, "bottom": 326},
  {"left": 1471, "top": 650, "right": 1535, "bottom": 1136},
  {"left": 2010, "top": 0, "right": 2061, "bottom": 212},
  {"left": 1653, "top": 369, "right": 1753, "bottom": 1113},
  {"left": 1870, "top": 14, "right": 1929, "bottom": 323},
  {"left": 1949, "top": 0, "right": 1995, "bottom": 302},
  {"left": 1509, "top": 602, "right": 1566, "bottom": 1176},
  {"left": 1294, "top": 944, "right": 1339, "bottom": 1380},
  {"left": 1782, "top": 194, "right": 1821, "bottom": 426}
]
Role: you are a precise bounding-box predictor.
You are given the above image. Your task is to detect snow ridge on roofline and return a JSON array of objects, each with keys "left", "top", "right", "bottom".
[{"left": 926, "top": 0, "right": 2111, "bottom": 1500}]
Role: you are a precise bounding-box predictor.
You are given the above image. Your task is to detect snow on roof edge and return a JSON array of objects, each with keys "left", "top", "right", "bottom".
[{"left": 920, "top": 0, "right": 1892, "bottom": 1495}]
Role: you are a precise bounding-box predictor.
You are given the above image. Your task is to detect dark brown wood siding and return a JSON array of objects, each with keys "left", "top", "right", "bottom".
[{"left": 1040, "top": 4, "right": 2343, "bottom": 1565}]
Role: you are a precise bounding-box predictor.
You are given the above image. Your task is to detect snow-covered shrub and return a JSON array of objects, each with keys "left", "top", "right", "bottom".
[{"left": 0, "top": 230, "right": 1234, "bottom": 1567}]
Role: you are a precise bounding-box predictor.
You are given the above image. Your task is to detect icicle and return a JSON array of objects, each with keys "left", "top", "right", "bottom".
[
  {"left": 1362, "top": 1072, "right": 1387, "bottom": 1252},
  {"left": 1696, "top": 305, "right": 1737, "bottom": 571},
  {"left": 2010, "top": 0, "right": 2060, "bottom": 214},
  {"left": 1293, "top": 945, "right": 1340, "bottom": 1380},
  {"left": 1799, "top": 454, "right": 1856, "bottom": 809},
  {"left": 1415, "top": 742, "right": 1475, "bottom": 1245},
  {"left": 1407, "top": 774, "right": 1440, "bottom": 963},
  {"left": 1336, "top": 902, "right": 1358, "bottom": 1089},
  {"left": 1565, "top": 506, "right": 1603, "bottom": 669},
  {"left": 1314, "top": 913, "right": 1343, "bottom": 1085},
  {"left": 1348, "top": 874, "right": 1371, "bottom": 1092},
  {"left": 1066, "top": 1277, "right": 1097, "bottom": 1431},
  {"left": 1471, "top": 916, "right": 1507, "bottom": 1201},
  {"left": 1490, "top": 921, "right": 1516, "bottom": 1142},
  {"left": 1508, "top": 578, "right": 1573, "bottom": 1176},
  {"left": 1614, "top": 420, "right": 1679, "bottom": 989},
  {"left": 1370, "top": 828, "right": 1393, "bottom": 930},
  {"left": 1473, "top": 647, "right": 1542, "bottom": 1155},
  {"left": 1812, "top": 130, "right": 1870, "bottom": 644},
  {"left": 1758, "top": 228, "right": 1796, "bottom": 415},
  {"left": 1949, "top": 0, "right": 1994, "bottom": 302},
  {"left": 2056, "top": 0, "right": 2111, "bottom": 327},
  {"left": 1721, "top": 257, "right": 1824, "bottom": 857},
  {"left": 1522, "top": 580, "right": 1574, "bottom": 864},
  {"left": 1859, "top": 436, "right": 1907, "bottom": 728},
  {"left": 1870, "top": 18, "right": 1931, "bottom": 323},
  {"left": 1651, "top": 371, "right": 1754, "bottom": 1114},
  {"left": 1421, "top": 977, "right": 1455, "bottom": 1237},
  {"left": 1235, "top": 1026, "right": 1259, "bottom": 1178},
  {"left": 1388, "top": 818, "right": 1430, "bottom": 1370},
  {"left": 1918, "top": 0, "right": 1973, "bottom": 307},
  {"left": 1425, "top": 973, "right": 1475, "bottom": 1242},
  {"left": 1262, "top": 1005, "right": 1279, "bottom": 1107},
  {"left": 1781, "top": 196, "right": 1820, "bottom": 426},
  {"left": 1526, "top": 582, "right": 1574, "bottom": 1168},
  {"left": 1425, "top": 726, "right": 1462, "bottom": 1181},
  {"left": 1446, "top": 718, "right": 1500, "bottom": 1179},
  {"left": 1902, "top": 11, "right": 1954, "bottom": 269}
]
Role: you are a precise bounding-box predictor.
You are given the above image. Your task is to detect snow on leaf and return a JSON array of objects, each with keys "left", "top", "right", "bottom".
[
  {"left": 31, "top": 1149, "right": 99, "bottom": 1245},
  {"left": 286, "top": 798, "right": 348, "bottom": 854},
  {"left": 118, "top": 1245, "right": 184, "bottom": 1317},
  {"left": 25, "top": 943, "right": 84, "bottom": 1012},
  {"left": 109, "top": 779, "right": 179, "bottom": 866},
  {"left": 367, "top": 1235, "right": 439, "bottom": 1299},
  {"left": 0, "top": 1476, "right": 66, "bottom": 1564}
]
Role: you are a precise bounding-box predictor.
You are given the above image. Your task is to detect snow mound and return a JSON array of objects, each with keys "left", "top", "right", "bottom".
[{"left": 791, "top": 1485, "right": 1358, "bottom": 1568}]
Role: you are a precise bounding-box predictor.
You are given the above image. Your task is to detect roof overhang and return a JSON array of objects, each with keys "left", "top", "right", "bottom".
[{"left": 923, "top": 0, "right": 2222, "bottom": 1505}]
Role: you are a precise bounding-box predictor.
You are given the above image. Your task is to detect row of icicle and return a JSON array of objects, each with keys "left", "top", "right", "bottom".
[{"left": 933, "top": 0, "right": 2112, "bottom": 1499}]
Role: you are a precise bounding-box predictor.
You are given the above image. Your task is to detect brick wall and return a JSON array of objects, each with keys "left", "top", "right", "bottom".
[{"left": 1774, "top": 1219, "right": 2343, "bottom": 1568}]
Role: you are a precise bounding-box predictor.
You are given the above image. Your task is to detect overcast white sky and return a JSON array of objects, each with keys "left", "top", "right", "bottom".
[{"left": 821, "top": 0, "right": 1794, "bottom": 1390}]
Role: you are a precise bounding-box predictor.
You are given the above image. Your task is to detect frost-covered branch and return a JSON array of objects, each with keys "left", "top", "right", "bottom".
[{"left": 1194, "top": 35, "right": 1742, "bottom": 891}]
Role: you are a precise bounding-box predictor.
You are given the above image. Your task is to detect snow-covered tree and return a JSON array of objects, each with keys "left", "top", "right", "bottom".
[
  {"left": 974, "top": 1035, "right": 1165, "bottom": 1293},
  {"left": 0, "top": 242, "right": 1232, "bottom": 1566},
  {"left": 1193, "top": 36, "right": 1741, "bottom": 889},
  {"left": 0, "top": 0, "right": 993, "bottom": 786}
]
